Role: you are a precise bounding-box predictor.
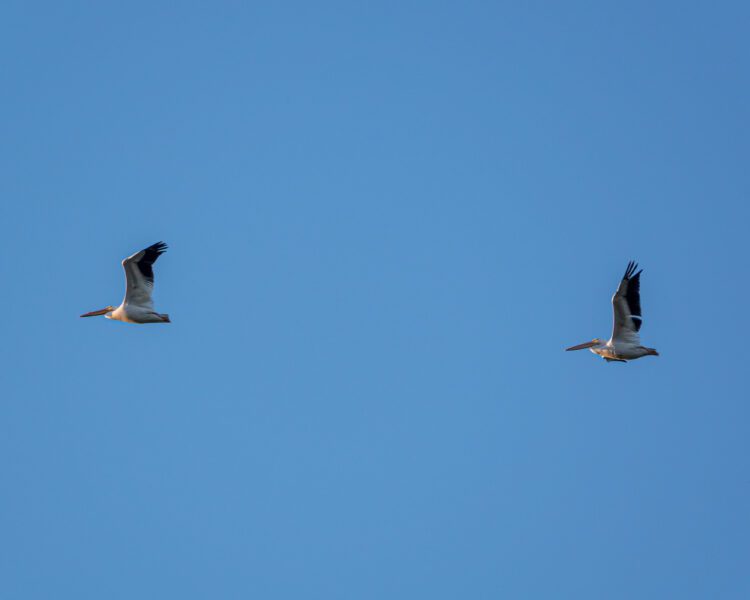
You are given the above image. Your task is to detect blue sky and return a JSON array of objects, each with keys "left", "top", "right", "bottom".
[{"left": 1, "top": 2, "right": 749, "bottom": 598}]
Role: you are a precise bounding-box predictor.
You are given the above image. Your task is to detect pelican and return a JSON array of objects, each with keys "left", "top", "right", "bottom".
[
  {"left": 566, "top": 261, "right": 658, "bottom": 362},
  {"left": 81, "top": 242, "right": 171, "bottom": 324}
]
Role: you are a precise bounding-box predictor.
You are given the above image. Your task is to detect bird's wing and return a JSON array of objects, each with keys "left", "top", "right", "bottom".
[
  {"left": 610, "top": 261, "right": 643, "bottom": 345},
  {"left": 122, "top": 242, "right": 167, "bottom": 309}
]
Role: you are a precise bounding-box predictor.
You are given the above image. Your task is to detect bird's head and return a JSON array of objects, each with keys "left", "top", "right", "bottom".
[
  {"left": 80, "top": 306, "right": 116, "bottom": 318},
  {"left": 565, "top": 338, "right": 602, "bottom": 351}
]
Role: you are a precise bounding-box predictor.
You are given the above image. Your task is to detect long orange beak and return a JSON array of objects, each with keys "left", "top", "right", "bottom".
[
  {"left": 80, "top": 308, "right": 110, "bottom": 317},
  {"left": 565, "top": 340, "right": 598, "bottom": 351}
]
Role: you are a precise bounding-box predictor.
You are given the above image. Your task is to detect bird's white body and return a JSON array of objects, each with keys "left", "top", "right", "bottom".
[
  {"left": 587, "top": 340, "right": 656, "bottom": 362},
  {"left": 107, "top": 304, "right": 169, "bottom": 324},
  {"left": 81, "top": 242, "right": 170, "bottom": 324},
  {"left": 566, "top": 262, "right": 658, "bottom": 363}
]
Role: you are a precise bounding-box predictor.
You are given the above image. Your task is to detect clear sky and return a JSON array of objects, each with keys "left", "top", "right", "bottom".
[{"left": 1, "top": 2, "right": 749, "bottom": 598}]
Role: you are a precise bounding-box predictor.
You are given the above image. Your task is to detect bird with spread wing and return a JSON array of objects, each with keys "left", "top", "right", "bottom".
[
  {"left": 566, "top": 261, "right": 658, "bottom": 362},
  {"left": 81, "top": 242, "right": 171, "bottom": 324}
]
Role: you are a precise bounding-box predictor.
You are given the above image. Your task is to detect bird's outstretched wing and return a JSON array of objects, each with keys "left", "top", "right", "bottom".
[
  {"left": 611, "top": 261, "right": 643, "bottom": 344},
  {"left": 122, "top": 242, "right": 168, "bottom": 308}
]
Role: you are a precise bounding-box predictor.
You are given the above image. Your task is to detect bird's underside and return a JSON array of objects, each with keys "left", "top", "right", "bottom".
[{"left": 593, "top": 345, "right": 647, "bottom": 362}]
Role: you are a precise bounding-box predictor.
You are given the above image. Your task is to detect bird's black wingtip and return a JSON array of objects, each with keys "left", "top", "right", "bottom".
[
  {"left": 623, "top": 260, "right": 640, "bottom": 280},
  {"left": 146, "top": 241, "right": 168, "bottom": 254}
]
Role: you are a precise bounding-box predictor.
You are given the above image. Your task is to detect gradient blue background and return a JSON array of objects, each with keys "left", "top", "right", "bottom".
[{"left": 2, "top": 2, "right": 749, "bottom": 598}]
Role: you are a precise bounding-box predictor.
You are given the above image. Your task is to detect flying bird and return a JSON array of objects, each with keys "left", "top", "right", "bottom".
[
  {"left": 81, "top": 242, "right": 171, "bottom": 324},
  {"left": 566, "top": 261, "right": 658, "bottom": 362}
]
